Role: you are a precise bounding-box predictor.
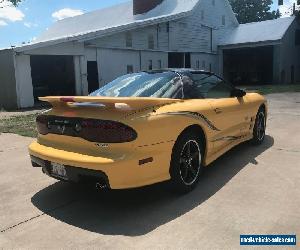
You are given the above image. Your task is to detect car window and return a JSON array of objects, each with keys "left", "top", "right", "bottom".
[
  {"left": 185, "top": 73, "right": 233, "bottom": 99},
  {"left": 89, "top": 72, "right": 183, "bottom": 99},
  {"left": 205, "top": 75, "right": 233, "bottom": 99}
]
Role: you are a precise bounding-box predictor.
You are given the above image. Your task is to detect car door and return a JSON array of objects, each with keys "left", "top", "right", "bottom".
[{"left": 187, "top": 73, "right": 251, "bottom": 154}]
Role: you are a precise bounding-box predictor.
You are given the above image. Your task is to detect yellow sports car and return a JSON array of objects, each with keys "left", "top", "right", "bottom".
[{"left": 29, "top": 69, "right": 267, "bottom": 193}]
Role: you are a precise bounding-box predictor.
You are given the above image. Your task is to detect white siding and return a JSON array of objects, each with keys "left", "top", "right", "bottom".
[
  {"left": 199, "top": 0, "right": 238, "bottom": 28},
  {"left": 140, "top": 51, "right": 168, "bottom": 70},
  {"left": 169, "top": 0, "right": 238, "bottom": 53},
  {"left": 169, "top": 20, "right": 212, "bottom": 52},
  {"left": 85, "top": 48, "right": 97, "bottom": 61},
  {"left": 279, "top": 20, "right": 300, "bottom": 84},
  {"left": 157, "top": 23, "right": 169, "bottom": 50},
  {"left": 96, "top": 49, "right": 168, "bottom": 85},
  {"left": 97, "top": 49, "right": 140, "bottom": 86},
  {"left": 27, "top": 42, "right": 84, "bottom": 56},
  {"left": 191, "top": 53, "right": 219, "bottom": 73},
  {"left": 89, "top": 24, "right": 169, "bottom": 51}
]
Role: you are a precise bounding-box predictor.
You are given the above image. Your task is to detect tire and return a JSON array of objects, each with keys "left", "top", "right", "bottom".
[
  {"left": 170, "top": 131, "right": 204, "bottom": 193},
  {"left": 251, "top": 108, "right": 266, "bottom": 145}
]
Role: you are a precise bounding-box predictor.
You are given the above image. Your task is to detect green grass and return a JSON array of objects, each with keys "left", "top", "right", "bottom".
[
  {"left": 0, "top": 114, "right": 39, "bottom": 138},
  {"left": 242, "top": 84, "right": 300, "bottom": 95}
]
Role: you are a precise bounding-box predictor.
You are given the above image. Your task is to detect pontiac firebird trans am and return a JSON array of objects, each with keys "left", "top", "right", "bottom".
[{"left": 29, "top": 69, "right": 267, "bottom": 193}]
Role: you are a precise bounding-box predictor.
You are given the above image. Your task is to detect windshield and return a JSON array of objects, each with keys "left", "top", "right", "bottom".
[{"left": 89, "top": 72, "right": 182, "bottom": 98}]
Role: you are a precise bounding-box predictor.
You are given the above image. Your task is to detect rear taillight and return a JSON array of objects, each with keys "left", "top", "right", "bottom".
[
  {"left": 80, "top": 119, "right": 137, "bottom": 143},
  {"left": 36, "top": 115, "right": 137, "bottom": 143}
]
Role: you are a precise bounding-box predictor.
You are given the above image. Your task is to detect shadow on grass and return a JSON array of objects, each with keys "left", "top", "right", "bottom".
[{"left": 31, "top": 135, "right": 274, "bottom": 236}]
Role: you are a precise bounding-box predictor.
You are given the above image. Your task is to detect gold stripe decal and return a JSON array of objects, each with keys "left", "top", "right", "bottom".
[{"left": 162, "top": 111, "right": 221, "bottom": 131}]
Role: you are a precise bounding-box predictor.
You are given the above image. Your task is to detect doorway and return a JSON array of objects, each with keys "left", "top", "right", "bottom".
[
  {"left": 223, "top": 46, "right": 274, "bottom": 86},
  {"left": 30, "top": 55, "right": 76, "bottom": 102},
  {"left": 87, "top": 61, "right": 99, "bottom": 93}
]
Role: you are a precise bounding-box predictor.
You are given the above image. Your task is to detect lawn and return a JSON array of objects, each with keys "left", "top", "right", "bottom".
[
  {"left": 241, "top": 84, "right": 300, "bottom": 95},
  {"left": 0, "top": 114, "right": 39, "bottom": 138}
]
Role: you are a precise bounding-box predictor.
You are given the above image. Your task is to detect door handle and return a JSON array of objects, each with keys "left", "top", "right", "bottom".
[{"left": 214, "top": 108, "right": 222, "bottom": 114}]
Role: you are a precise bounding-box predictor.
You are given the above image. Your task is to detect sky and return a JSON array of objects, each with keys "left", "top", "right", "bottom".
[{"left": 0, "top": 0, "right": 297, "bottom": 49}]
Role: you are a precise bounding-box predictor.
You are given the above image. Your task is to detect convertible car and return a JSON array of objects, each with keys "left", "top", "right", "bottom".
[{"left": 29, "top": 69, "right": 267, "bottom": 193}]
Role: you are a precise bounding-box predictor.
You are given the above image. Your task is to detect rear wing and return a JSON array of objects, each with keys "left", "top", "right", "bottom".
[{"left": 39, "top": 96, "right": 182, "bottom": 110}]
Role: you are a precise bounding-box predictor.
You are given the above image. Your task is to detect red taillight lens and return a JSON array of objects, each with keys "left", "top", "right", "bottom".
[
  {"left": 36, "top": 115, "right": 137, "bottom": 143},
  {"left": 81, "top": 120, "right": 137, "bottom": 143},
  {"left": 36, "top": 115, "right": 48, "bottom": 135}
]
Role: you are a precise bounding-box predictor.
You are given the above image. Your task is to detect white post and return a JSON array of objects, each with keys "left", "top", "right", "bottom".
[
  {"left": 80, "top": 56, "right": 88, "bottom": 95},
  {"left": 14, "top": 54, "right": 34, "bottom": 108}
]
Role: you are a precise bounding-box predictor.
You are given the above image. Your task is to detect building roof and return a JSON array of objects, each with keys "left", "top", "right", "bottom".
[
  {"left": 15, "top": 0, "right": 200, "bottom": 52},
  {"left": 219, "top": 16, "right": 295, "bottom": 47},
  {"left": 23, "top": 0, "right": 198, "bottom": 48}
]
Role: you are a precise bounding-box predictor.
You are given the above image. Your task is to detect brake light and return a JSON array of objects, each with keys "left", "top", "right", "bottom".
[
  {"left": 80, "top": 120, "right": 137, "bottom": 143},
  {"left": 60, "top": 97, "right": 75, "bottom": 102},
  {"left": 36, "top": 115, "right": 137, "bottom": 143}
]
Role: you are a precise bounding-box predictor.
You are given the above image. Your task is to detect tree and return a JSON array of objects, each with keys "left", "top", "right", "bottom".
[
  {"left": 229, "top": 0, "right": 281, "bottom": 24},
  {"left": 0, "top": 0, "right": 22, "bottom": 7}
]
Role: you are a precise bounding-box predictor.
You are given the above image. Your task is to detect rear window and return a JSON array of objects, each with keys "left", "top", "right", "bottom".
[{"left": 90, "top": 72, "right": 182, "bottom": 98}]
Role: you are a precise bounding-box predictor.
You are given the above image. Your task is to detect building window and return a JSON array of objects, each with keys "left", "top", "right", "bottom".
[
  {"left": 196, "top": 60, "right": 200, "bottom": 69},
  {"left": 158, "top": 60, "right": 162, "bottom": 69},
  {"left": 127, "top": 65, "right": 133, "bottom": 74},
  {"left": 148, "top": 34, "right": 155, "bottom": 50},
  {"left": 201, "top": 10, "right": 204, "bottom": 21},
  {"left": 126, "top": 32, "right": 132, "bottom": 48},
  {"left": 202, "top": 60, "right": 206, "bottom": 70},
  {"left": 295, "top": 30, "right": 300, "bottom": 46},
  {"left": 222, "top": 15, "right": 226, "bottom": 26},
  {"left": 148, "top": 60, "right": 153, "bottom": 70}
]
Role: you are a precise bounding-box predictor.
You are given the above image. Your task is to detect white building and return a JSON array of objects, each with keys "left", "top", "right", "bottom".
[{"left": 0, "top": 0, "right": 299, "bottom": 109}]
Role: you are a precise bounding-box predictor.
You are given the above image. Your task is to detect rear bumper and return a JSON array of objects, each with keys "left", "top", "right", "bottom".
[
  {"left": 29, "top": 141, "right": 173, "bottom": 189},
  {"left": 31, "top": 155, "right": 110, "bottom": 188}
]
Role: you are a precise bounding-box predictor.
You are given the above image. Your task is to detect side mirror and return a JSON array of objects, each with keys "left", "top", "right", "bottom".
[{"left": 231, "top": 88, "right": 246, "bottom": 98}]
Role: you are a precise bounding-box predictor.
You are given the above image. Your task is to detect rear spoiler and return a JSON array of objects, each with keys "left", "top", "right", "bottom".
[{"left": 39, "top": 96, "right": 182, "bottom": 110}]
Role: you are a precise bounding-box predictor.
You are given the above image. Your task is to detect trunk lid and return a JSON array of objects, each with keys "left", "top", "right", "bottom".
[
  {"left": 40, "top": 96, "right": 182, "bottom": 120},
  {"left": 37, "top": 96, "right": 182, "bottom": 156}
]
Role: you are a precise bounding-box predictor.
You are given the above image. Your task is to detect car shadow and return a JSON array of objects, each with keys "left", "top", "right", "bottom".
[{"left": 31, "top": 135, "right": 274, "bottom": 236}]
